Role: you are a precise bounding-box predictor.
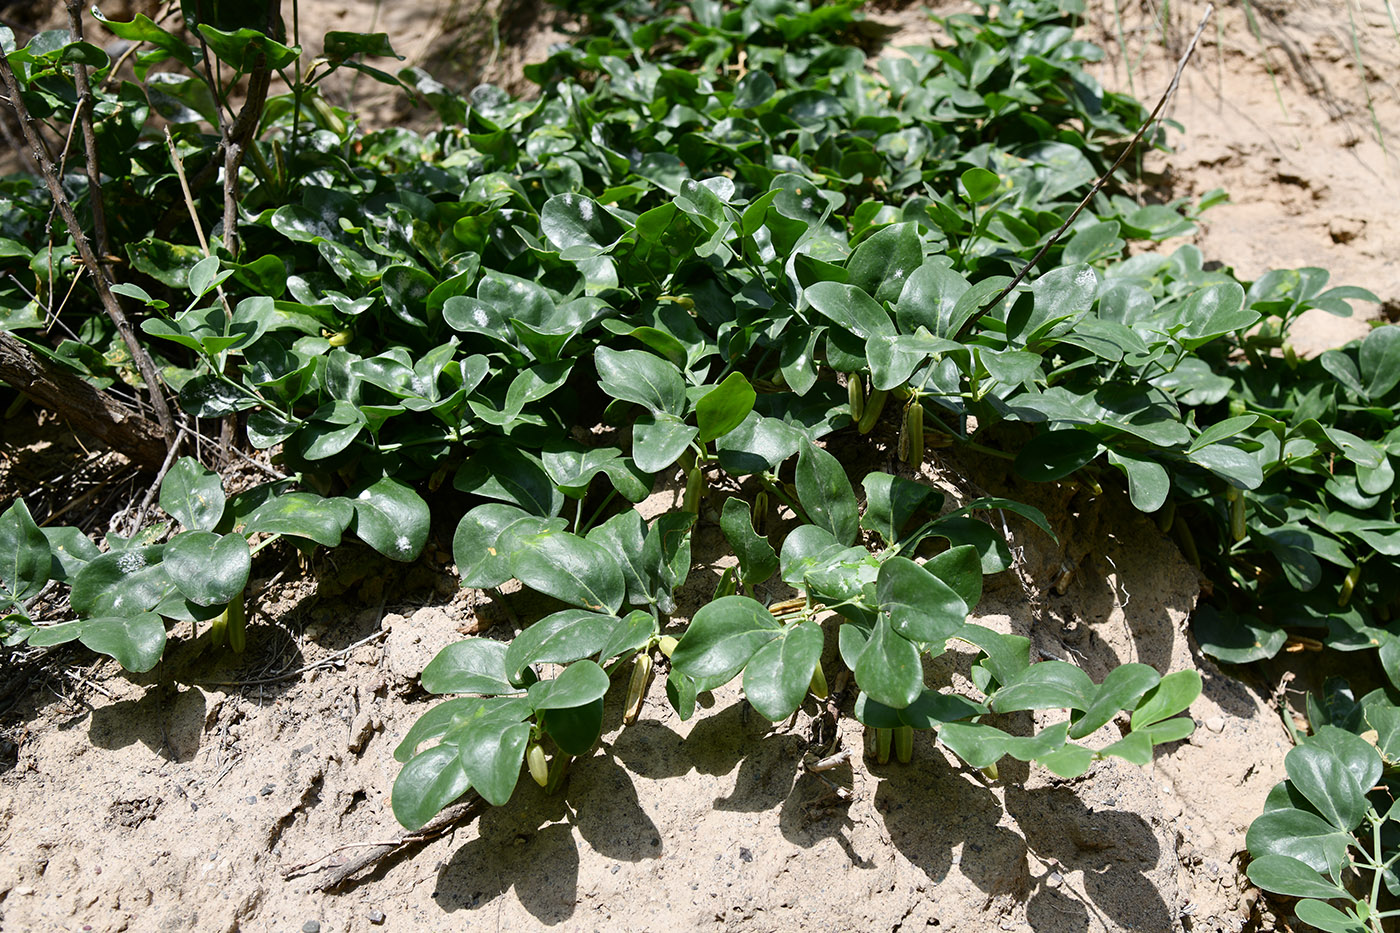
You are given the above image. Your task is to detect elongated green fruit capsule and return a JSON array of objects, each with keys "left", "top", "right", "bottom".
[
  {"left": 848, "top": 374, "right": 865, "bottom": 423},
  {"left": 682, "top": 466, "right": 704, "bottom": 514},
  {"left": 226, "top": 593, "right": 246, "bottom": 654},
  {"left": 808, "top": 663, "right": 828, "bottom": 700},
  {"left": 658, "top": 635, "right": 678, "bottom": 658},
  {"left": 545, "top": 752, "right": 571, "bottom": 795},
  {"left": 752, "top": 491, "right": 768, "bottom": 534},
  {"left": 981, "top": 761, "right": 999, "bottom": 781},
  {"left": 1155, "top": 499, "right": 1176, "bottom": 534},
  {"left": 901, "top": 401, "right": 924, "bottom": 466},
  {"left": 875, "top": 727, "right": 892, "bottom": 765},
  {"left": 1228, "top": 487, "right": 1247, "bottom": 542},
  {"left": 210, "top": 605, "right": 228, "bottom": 649},
  {"left": 327, "top": 330, "right": 352, "bottom": 347},
  {"left": 1172, "top": 514, "right": 1200, "bottom": 568},
  {"left": 527, "top": 743, "right": 548, "bottom": 787},
  {"left": 894, "top": 725, "right": 913, "bottom": 764},
  {"left": 1339, "top": 563, "right": 1362, "bottom": 608},
  {"left": 858, "top": 388, "right": 888, "bottom": 434},
  {"left": 311, "top": 95, "right": 347, "bottom": 136},
  {"left": 624, "top": 652, "right": 653, "bottom": 724}
]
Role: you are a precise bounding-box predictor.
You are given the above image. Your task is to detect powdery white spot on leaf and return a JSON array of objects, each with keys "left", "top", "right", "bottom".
[{"left": 116, "top": 552, "right": 147, "bottom": 574}]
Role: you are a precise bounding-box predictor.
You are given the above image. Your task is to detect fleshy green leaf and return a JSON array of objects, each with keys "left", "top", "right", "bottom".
[
  {"left": 876, "top": 557, "right": 967, "bottom": 644},
  {"left": 393, "top": 745, "right": 471, "bottom": 831},
  {"left": 0, "top": 499, "right": 49, "bottom": 603},
  {"left": 854, "top": 615, "right": 923, "bottom": 710},
  {"left": 503, "top": 610, "right": 621, "bottom": 684},
  {"left": 1130, "top": 670, "right": 1202, "bottom": 729},
  {"left": 1246, "top": 855, "right": 1350, "bottom": 901},
  {"left": 670, "top": 596, "right": 779, "bottom": 693},
  {"left": 421, "top": 639, "right": 516, "bottom": 695},
  {"left": 162, "top": 531, "right": 250, "bottom": 608},
  {"left": 77, "top": 613, "right": 167, "bottom": 673},
  {"left": 351, "top": 477, "right": 431, "bottom": 562},
  {"left": 719, "top": 497, "right": 778, "bottom": 588},
  {"left": 795, "top": 440, "right": 858, "bottom": 546},
  {"left": 742, "top": 621, "right": 823, "bottom": 721},
  {"left": 159, "top": 458, "right": 226, "bottom": 532}
]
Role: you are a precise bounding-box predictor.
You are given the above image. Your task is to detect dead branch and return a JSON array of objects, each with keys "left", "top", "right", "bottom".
[
  {"left": 0, "top": 333, "right": 169, "bottom": 470},
  {"left": 284, "top": 793, "right": 488, "bottom": 892}
]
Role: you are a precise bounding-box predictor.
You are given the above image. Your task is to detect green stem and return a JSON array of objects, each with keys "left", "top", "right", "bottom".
[
  {"left": 249, "top": 533, "right": 282, "bottom": 556},
  {"left": 758, "top": 473, "right": 811, "bottom": 526}
]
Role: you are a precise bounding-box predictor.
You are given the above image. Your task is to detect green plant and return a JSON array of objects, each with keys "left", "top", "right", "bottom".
[
  {"left": 1247, "top": 680, "right": 1400, "bottom": 933},
  {"left": 2, "top": 2, "right": 1394, "bottom": 914}
]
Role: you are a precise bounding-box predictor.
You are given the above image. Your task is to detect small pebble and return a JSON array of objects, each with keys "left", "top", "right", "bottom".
[
  {"left": 1204, "top": 716, "right": 1225, "bottom": 734},
  {"left": 1046, "top": 871, "right": 1062, "bottom": 888},
  {"left": 260, "top": 784, "right": 275, "bottom": 796},
  {"left": 739, "top": 847, "right": 753, "bottom": 863},
  {"left": 246, "top": 796, "right": 257, "bottom": 805},
  {"left": 303, "top": 922, "right": 321, "bottom": 933},
  {"left": 208, "top": 853, "right": 218, "bottom": 861},
  {"left": 368, "top": 908, "right": 386, "bottom": 924}
]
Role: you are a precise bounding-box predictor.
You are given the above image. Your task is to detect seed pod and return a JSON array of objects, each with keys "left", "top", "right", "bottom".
[
  {"left": 848, "top": 373, "right": 865, "bottom": 423},
  {"left": 226, "top": 593, "right": 246, "bottom": 654},
  {"left": 858, "top": 388, "right": 888, "bottom": 434},
  {"left": 1155, "top": 499, "right": 1176, "bottom": 534},
  {"left": 658, "top": 636, "right": 679, "bottom": 658},
  {"left": 527, "top": 743, "right": 548, "bottom": 787},
  {"left": 894, "top": 725, "right": 913, "bottom": 764},
  {"left": 624, "top": 652, "right": 653, "bottom": 724},
  {"left": 1172, "top": 514, "right": 1201, "bottom": 568},
  {"left": 752, "top": 491, "right": 768, "bottom": 534},
  {"left": 1284, "top": 344, "right": 1298, "bottom": 369},
  {"left": 682, "top": 466, "right": 704, "bottom": 514},
  {"left": 209, "top": 605, "right": 228, "bottom": 649},
  {"left": 1339, "top": 563, "right": 1362, "bottom": 608},
  {"left": 875, "top": 727, "right": 892, "bottom": 765},
  {"left": 900, "top": 401, "right": 924, "bottom": 466},
  {"left": 808, "top": 663, "right": 829, "bottom": 700},
  {"left": 328, "top": 330, "right": 352, "bottom": 347},
  {"left": 981, "top": 761, "right": 999, "bottom": 782},
  {"left": 1228, "top": 487, "right": 1247, "bottom": 542},
  {"left": 310, "top": 95, "right": 347, "bottom": 136}
]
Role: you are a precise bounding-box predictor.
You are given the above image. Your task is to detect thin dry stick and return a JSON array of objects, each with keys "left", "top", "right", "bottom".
[
  {"left": 63, "top": 0, "right": 112, "bottom": 266},
  {"left": 0, "top": 55, "right": 178, "bottom": 447},
  {"left": 197, "top": 627, "right": 390, "bottom": 688},
  {"left": 285, "top": 794, "right": 488, "bottom": 891},
  {"left": 954, "top": 3, "right": 1215, "bottom": 341}
]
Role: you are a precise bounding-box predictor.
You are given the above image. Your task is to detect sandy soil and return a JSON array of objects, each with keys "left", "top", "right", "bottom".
[{"left": 4, "top": 1, "right": 1398, "bottom": 931}]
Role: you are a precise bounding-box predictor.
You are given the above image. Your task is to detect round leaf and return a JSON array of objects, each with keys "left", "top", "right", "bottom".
[
  {"left": 671, "top": 595, "right": 780, "bottom": 693},
  {"left": 162, "top": 531, "right": 251, "bottom": 607},
  {"left": 504, "top": 612, "right": 621, "bottom": 684},
  {"left": 159, "top": 457, "right": 226, "bottom": 531},
  {"left": 742, "top": 622, "right": 824, "bottom": 722},
  {"left": 877, "top": 557, "right": 967, "bottom": 644},
  {"left": 392, "top": 745, "right": 471, "bottom": 831},
  {"left": 421, "top": 638, "right": 515, "bottom": 696},
  {"left": 352, "top": 477, "right": 430, "bottom": 562},
  {"left": 77, "top": 613, "right": 167, "bottom": 673}
]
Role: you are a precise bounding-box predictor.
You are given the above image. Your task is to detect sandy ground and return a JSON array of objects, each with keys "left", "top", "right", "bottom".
[{"left": 4, "top": 1, "right": 1399, "bottom": 931}]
